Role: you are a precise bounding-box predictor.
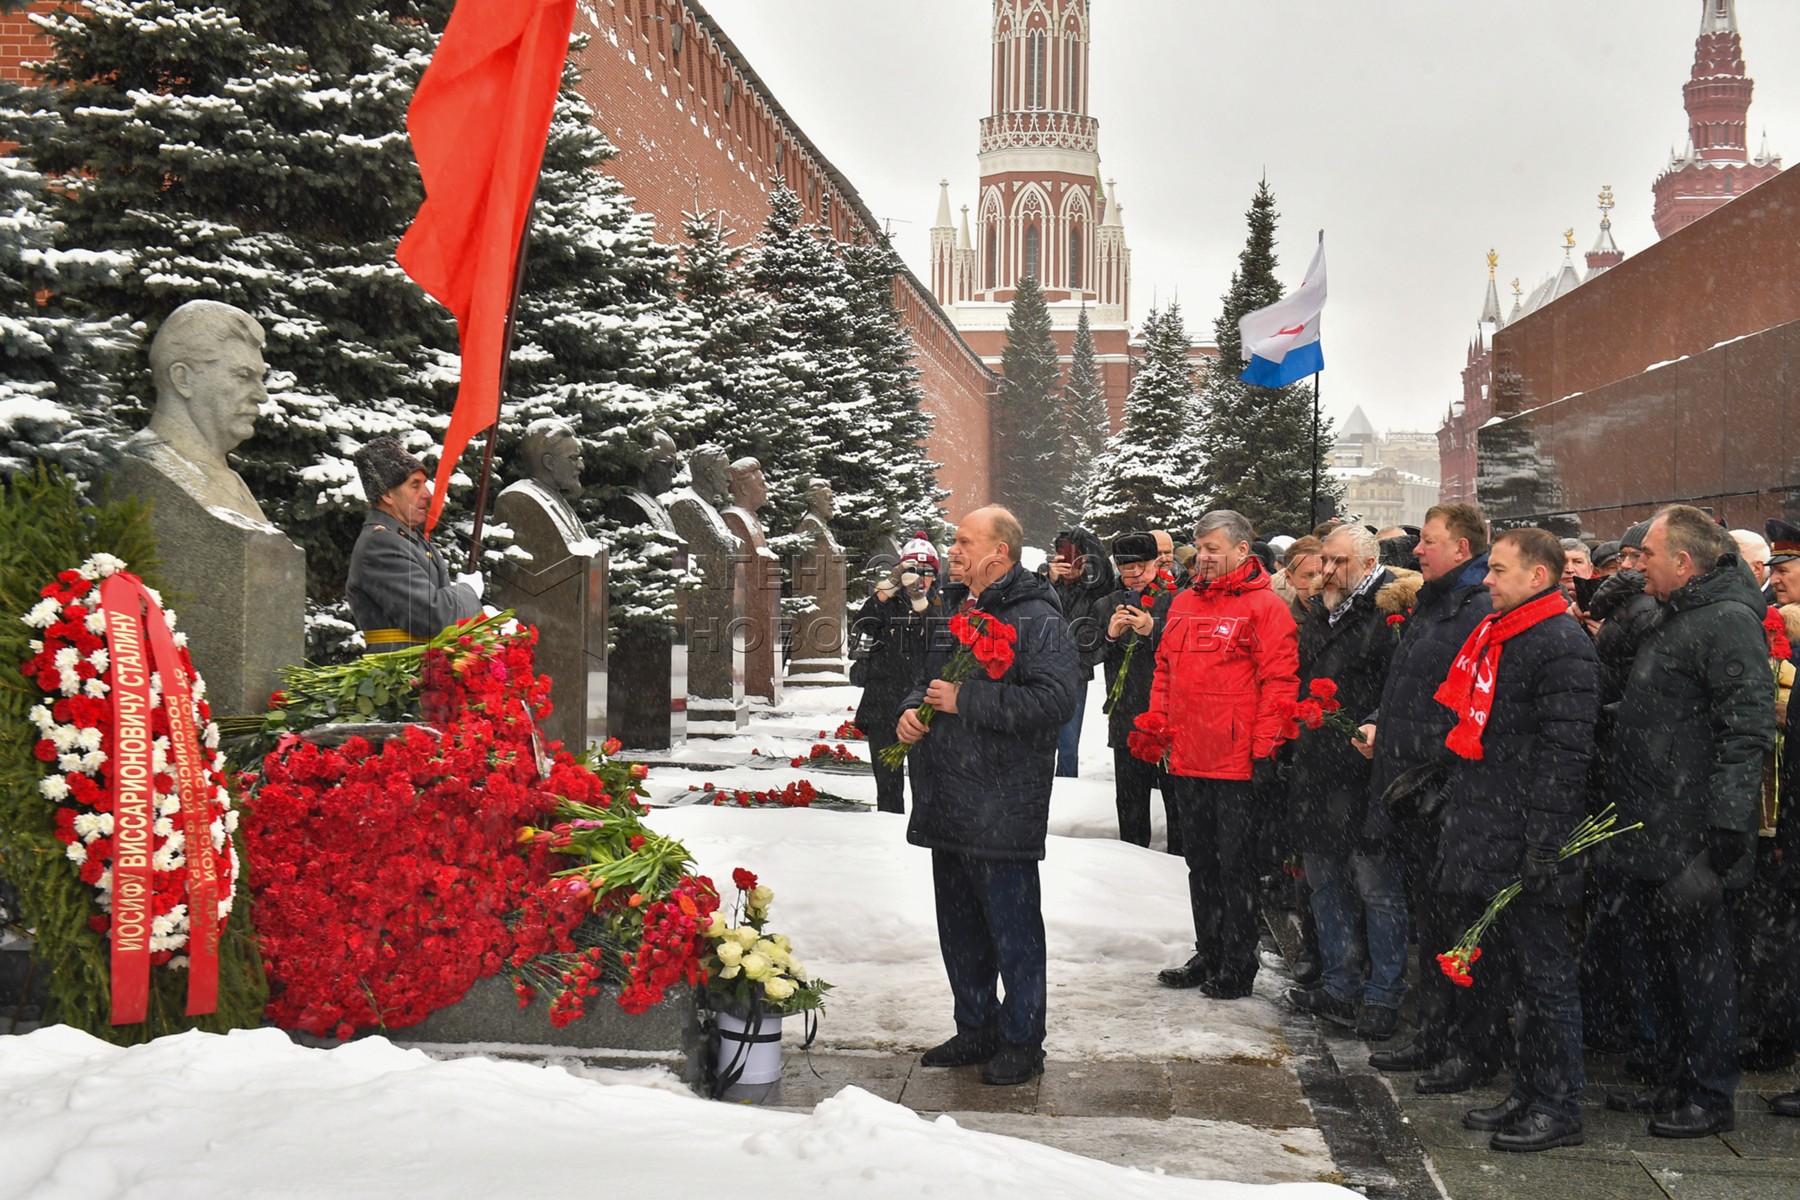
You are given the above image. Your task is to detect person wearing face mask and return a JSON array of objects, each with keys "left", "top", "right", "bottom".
[{"left": 851, "top": 534, "right": 943, "bottom": 814}]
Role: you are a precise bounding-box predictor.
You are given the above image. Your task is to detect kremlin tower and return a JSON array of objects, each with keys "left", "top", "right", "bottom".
[
  {"left": 1651, "top": 0, "right": 1782, "bottom": 239},
  {"left": 929, "top": 0, "right": 1134, "bottom": 423}
]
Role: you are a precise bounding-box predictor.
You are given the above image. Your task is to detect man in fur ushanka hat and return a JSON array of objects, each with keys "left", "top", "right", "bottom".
[{"left": 344, "top": 436, "right": 482, "bottom": 653}]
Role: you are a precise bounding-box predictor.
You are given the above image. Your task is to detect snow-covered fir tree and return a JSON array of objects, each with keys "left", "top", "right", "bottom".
[
  {"left": 1193, "top": 179, "right": 1339, "bottom": 535},
  {"left": 6, "top": 0, "right": 457, "bottom": 633},
  {"left": 1057, "top": 305, "right": 1107, "bottom": 526},
  {"left": 492, "top": 76, "right": 712, "bottom": 639},
  {"left": 0, "top": 151, "right": 134, "bottom": 477},
  {"left": 1087, "top": 303, "right": 1202, "bottom": 538},
  {"left": 841, "top": 236, "right": 947, "bottom": 554},
  {"left": 991, "top": 274, "right": 1066, "bottom": 545}
]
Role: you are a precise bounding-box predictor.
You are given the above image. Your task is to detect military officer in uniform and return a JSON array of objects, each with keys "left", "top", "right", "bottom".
[{"left": 345, "top": 436, "right": 482, "bottom": 653}]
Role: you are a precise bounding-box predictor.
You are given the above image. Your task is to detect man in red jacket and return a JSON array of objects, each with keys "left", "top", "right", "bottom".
[{"left": 1146, "top": 510, "right": 1300, "bottom": 998}]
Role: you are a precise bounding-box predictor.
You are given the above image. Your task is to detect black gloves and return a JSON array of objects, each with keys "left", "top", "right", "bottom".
[
  {"left": 1251, "top": 757, "right": 1279, "bottom": 792},
  {"left": 1520, "top": 844, "right": 1560, "bottom": 895},
  {"left": 1706, "top": 827, "right": 1750, "bottom": 878}
]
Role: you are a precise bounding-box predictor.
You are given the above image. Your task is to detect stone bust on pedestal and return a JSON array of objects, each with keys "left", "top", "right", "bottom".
[
  {"left": 604, "top": 429, "right": 687, "bottom": 749},
  {"left": 721, "top": 456, "right": 782, "bottom": 704},
  {"left": 666, "top": 444, "right": 747, "bottom": 734},
  {"left": 787, "top": 477, "right": 850, "bottom": 686},
  {"left": 112, "top": 299, "right": 305, "bottom": 716},
  {"left": 494, "top": 419, "right": 607, "bottom": 750}
]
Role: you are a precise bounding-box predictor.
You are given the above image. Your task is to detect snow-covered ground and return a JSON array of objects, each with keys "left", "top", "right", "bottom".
[
  {"left": 0, "top": 1027, "right": 1351, "bottom": 1200},
  {"left": 0, "top": 683, "right": 1347, "bottom": 1199},
  {"left": 643, "top": 684, "right": 1286, "bottom": 1063}
]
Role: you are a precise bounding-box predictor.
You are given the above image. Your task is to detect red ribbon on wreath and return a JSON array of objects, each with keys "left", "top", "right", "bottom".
[{"left": 98, "top": 574, "right": 221, "bottom": 1023}]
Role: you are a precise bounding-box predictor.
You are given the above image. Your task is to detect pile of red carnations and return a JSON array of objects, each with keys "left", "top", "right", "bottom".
[
  {"left": 244, "top": 623, "right": 693, "bottom": 1039},
  {"left": 790, "top": 742, "right": 859, "bottom": 767},
  {"left": 687, "top": 779, "right": 820, "bottom": 808}
]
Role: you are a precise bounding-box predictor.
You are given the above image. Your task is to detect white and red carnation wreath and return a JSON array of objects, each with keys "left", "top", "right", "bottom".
[{"left": 20, "top": 553, "right": 238, "bottom": 1021}]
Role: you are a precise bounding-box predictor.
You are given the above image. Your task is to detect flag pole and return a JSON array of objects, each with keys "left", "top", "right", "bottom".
[
  {"left": 464, "top": 185, "right": 541, "bottom": 567},
  {"left": 1309, "top": 372, "right": 1321, "bottom": 527}
]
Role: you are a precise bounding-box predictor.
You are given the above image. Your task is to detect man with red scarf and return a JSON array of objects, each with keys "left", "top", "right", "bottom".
[
  {"left": 1435, "top": 527, "right": 1598, "bottom": 1152},
  {"left": 1143, "top": 510, "right": 1299, "bottom": 998}
]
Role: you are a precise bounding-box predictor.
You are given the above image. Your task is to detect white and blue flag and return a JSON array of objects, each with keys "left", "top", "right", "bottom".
[{"left": 1238, "top": 234, "right": 1326, "bottom": 388}]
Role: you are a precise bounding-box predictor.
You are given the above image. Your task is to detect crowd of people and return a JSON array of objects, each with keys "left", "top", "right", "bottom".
[{"left": 854, "top": 499, "right": 1800, "bottom": 1152}]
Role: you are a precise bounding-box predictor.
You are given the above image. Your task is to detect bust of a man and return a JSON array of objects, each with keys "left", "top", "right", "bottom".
[
  {"left": 640, "top": 430, "right": 679, "bottom": 497},
  {"left": 690, "top": 444, "right": 732, "bottom": 510},
  {"left": 123, "top": 299, "right": 269, "bottom": 523},
  {"left": 729, "top": 456, "right": 768, "bottom": 517},
  {"left": 496, "top": 418, "right": 588, "bottom": 560},
  {"left": 806, "top": 478, "right": 834, "bottom": 523}
]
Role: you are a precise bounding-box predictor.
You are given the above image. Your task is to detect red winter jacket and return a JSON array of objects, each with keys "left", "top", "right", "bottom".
[{"left": 1148, "top": 557, "right": 1300, "bottom": 780}]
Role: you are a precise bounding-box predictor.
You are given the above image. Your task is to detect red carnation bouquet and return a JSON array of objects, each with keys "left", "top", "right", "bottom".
[
  {"left": 1127, "top": 710, "right": 1173, "bottom": 767},
  {"left": 877, "top": 608, "right": 1017, "bottom": 768},
  {"left": 1285, "top": 677, "right": 1368, "bottom": 744},
  {"left": 1437, "top": 804, "right": 1639, "bottom": 987},
  {"left": 1103, "top": 570, "right": 1176, "bottom": 715},
  {"left": 1764, "top": 605, "right": 1792, "bottom": 661}
]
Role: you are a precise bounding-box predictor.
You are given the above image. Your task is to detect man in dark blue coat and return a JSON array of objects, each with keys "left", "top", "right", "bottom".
[
  {"left": 1437, "top": 528, "right": 1599, "bottom": 1152},
  {"left": 1359, "top": 503, "right": 1502, "bottom": 1090},
  {"left": 897, "top": 505, "right": 1078, "bottom": 1087},
  {"left": 1100, "top": 532, "right": 1178, "bottom": 850},
  {"left": 346, "top": 436, "right": 482, "bottom": 653}
]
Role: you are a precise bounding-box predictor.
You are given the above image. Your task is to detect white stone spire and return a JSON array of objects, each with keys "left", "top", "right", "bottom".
[
  {"left": 1699, "top": 0, "right": 1736, "bottom": 36},
  {"left": 934, "top": 179, "right": 953, "bottom": 228}
]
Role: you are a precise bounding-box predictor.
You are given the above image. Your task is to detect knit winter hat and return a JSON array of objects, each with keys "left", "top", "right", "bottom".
[
  {"left": 355, "top": 436, "right": 425, "bottom": 505},
  {"left": 899, "top": 532, "right": 940, "bottom": 573},
  {"left": 1111, "top": 532, "right": 1159, "bottom": 565},
  {"left": 1620, "top": 519, "right": 1653, "bottom": 551}
]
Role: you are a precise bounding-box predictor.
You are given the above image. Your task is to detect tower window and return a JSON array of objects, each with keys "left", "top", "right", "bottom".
[
  {"left": 985, "top": 228, "right": 997, "bottom": 290},
  {"left": 1068, "top": 225, "right": 1082, "bottom": 289},
  {"left": 1027, "top": 31, "right": 1045, "bottom": 110},
  {"left": 1024, "top": 225, "right": 1041, "bottom": 280}
]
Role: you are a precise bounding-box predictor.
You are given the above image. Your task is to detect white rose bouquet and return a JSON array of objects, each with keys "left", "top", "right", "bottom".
[{"left": 700, "top": 868, "right": 832, "bottom": 1016}]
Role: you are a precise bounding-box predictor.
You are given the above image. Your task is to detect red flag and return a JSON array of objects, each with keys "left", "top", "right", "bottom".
[{"left": 397, "top": 0, "right": 577, "bottom": 534}]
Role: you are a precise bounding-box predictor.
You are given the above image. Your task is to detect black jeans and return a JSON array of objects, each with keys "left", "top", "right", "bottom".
[
  {"left": 930, "top": 851, "right": 1047, "bottom": 1048},
  {"left": 1624, "top": 879, "right": 1741, "bottom": 1111},
  {"left": 1166, "top": 775, "right": 1261, "bottom": 987},
  {"left": 1402, "top": 827, "right": 1506, "bottom": 1067}
]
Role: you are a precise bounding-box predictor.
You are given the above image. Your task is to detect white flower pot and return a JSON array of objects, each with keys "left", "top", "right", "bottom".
[{"left": 714, "top": 1008, "right": 784, "bottom": 1085}]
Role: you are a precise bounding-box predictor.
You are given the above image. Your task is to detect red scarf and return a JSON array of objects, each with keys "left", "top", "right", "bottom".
[{"left": 1433, "top": 590, "right": 1569, "bottom": 760}]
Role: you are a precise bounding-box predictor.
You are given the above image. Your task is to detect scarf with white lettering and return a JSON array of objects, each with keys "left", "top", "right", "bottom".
[{"left": 1433, "top": 589, "right": 1569, "bottom": 760}]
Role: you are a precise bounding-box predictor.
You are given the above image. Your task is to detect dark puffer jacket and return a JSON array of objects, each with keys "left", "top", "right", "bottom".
[
  {"left": 1286, "top": 570, "right": 1405, "bottom": 858},
  {"left": 1048, "top": 526, "right": 1117, "bottom": 680},
  {"left": 850, "top": 585, "right": 941, "bottom": 733},
  {"left": 1589, "top": 569, "right": 1661, "bottom": 713},
  {"left": 1099, "top": 581, "right": 1179, "bottom": 748},
  {"left": 903, "top": 564, "right": 1078, "bottom": 861},
  {"left": 1602, "top": 556, "right": 1775, "bottom": 887},
  {"left": 1433, "top": 597, "right": 1600, "bottom": 905},
  {"left": 1362, "top": 555, "right": 1494, "bottom": 844}
]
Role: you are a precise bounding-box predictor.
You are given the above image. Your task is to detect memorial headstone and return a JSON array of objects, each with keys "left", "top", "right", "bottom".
[
  {"left": 493, "top": 419, "right": 609, "bottom": 750},
  {"left": 786, "top": 478, "right": 850, "bottom": 686},
  {"left": 667, "top": 444, "right": 747, "bottom": 735},
  {"left": 110, "top": 299, "right": 305, "bottom": 717},
  {"left": 604, "top": 431, "right": 687, "bottom": 749},
  {"left": 721, "top": 457, "right": 782, "bottom": 706}
]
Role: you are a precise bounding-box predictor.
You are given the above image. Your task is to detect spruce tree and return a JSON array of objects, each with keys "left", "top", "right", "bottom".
[
  {"left": 1193, "top": 179, "right": 1339, "bottom": 534},
  {"left": 5, "top": 0, "right": 457, "bottom": 631},
  {"left": 1058, "top": 305, "right": 1107, "bottom": 526},
  {"left": 493, "top": 79, "right": 711, "bottom": 637},
  {"left": 991, "top": 274, "right": 1066, "bottom": 545},
  {"left": 1087, "top": 303, "right": 1201, "bottom": 537},
  {"left": 841, "top": 236, "right": 946, "bottom": 555},
  {"left": 0, "top": 151, "right": 134, "bottom": 478}
]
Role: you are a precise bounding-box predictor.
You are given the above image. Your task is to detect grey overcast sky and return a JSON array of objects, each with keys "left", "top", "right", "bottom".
[{"left": 699, "top": 0, "right": 1800, "bottom": 441}]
